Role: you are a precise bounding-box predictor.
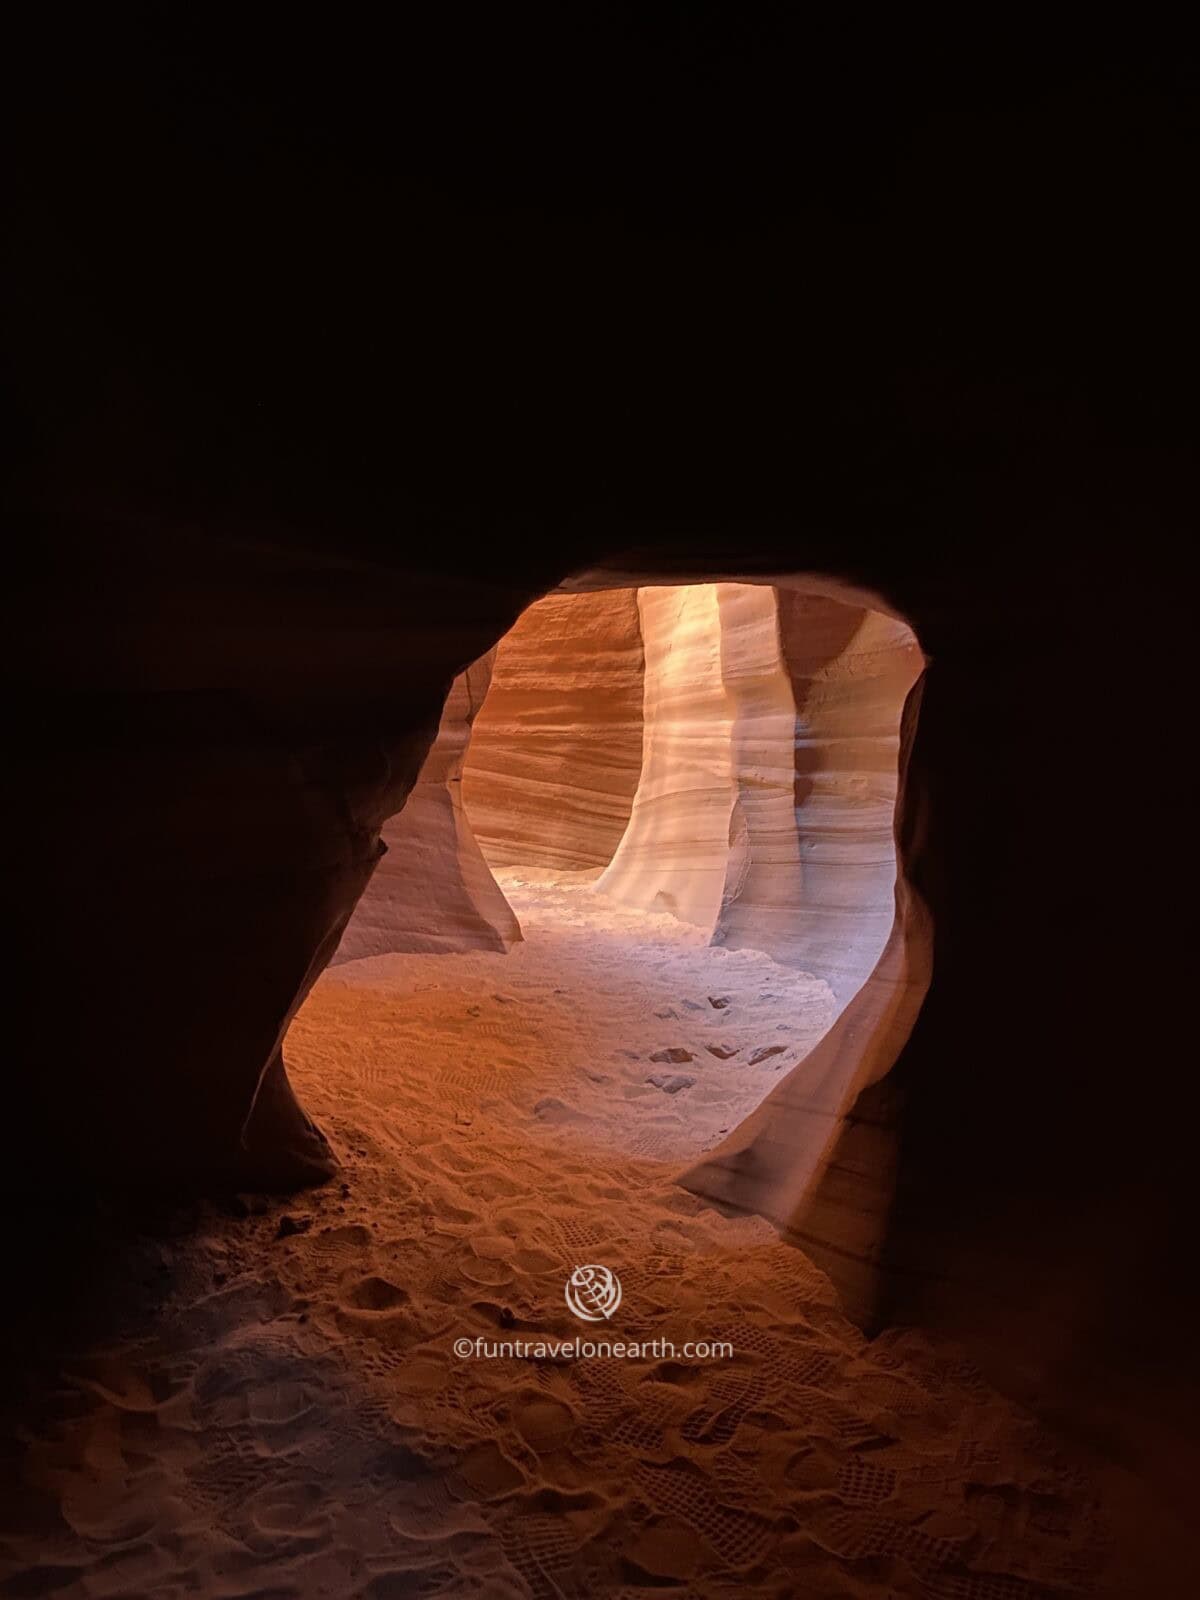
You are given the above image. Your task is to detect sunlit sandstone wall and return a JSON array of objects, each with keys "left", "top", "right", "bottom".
[
  {"left": 461, "top": 589, "right": 644, "bottom": 871},
  {"left": 596, "top": 583, "right": 737, "bottom": 924},
  {"left": 599, "top": 582, "right": 921, "bottom": 1012},
  {"left": 682, "top": 649, "right": 931, "bottom": 1323},
  {"left": 333, "top": 653, "right": 521, "bottom": 962},
  {"left": 717, "top": 589, "right": 925, "bottom": 1010}
]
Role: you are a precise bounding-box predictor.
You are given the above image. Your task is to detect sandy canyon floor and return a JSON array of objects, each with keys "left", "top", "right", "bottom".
[{"left": 1, "top": 875, "right": 1111, "bottom": 1598}]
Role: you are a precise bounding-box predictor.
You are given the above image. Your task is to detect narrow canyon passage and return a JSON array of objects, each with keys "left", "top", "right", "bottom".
[
  {"left": 5, "top": 873, "right": 1109, "bottom": 1598},
  {"left": 335, "top": 579, "right": 932, "bottom": 1335}
]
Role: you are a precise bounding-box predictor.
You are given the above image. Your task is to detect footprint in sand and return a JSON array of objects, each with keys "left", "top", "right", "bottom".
[
  {"left": 342, "top": 1275, "right": 410, "bottom": 1311},
  {"left": 459, "top": 1255, "right": 513, "bottom": 1288},
  {"left": 62, "top": 1480, "right": 160, "bottom": 1544},
  {"left": 626, "top": 1515, "right": 706, "bottom": 1580},
  {"left": 248, "top": 1481, "right": 328, "bottom": 1537},
  {"left": 457, "top": 1440, "right": 526, "bottom": 1499},
  {"left": 511, "top": 1393, "right": 577, "bottom": 1453},
  {"left": 533, "top": 1097, "right": 590, "bottom": 1124},
  {"left": 247, "top": 1379, "right": 315, "bottom": 1427}
]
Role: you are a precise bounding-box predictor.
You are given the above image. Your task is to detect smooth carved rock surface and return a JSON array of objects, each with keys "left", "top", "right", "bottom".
[
  {"left": 597, "top": 583, "right": 740, "bottom": 926},
  {"left": 333, "top": 653, "right": 521, "bottom": 962},
  {"left": 598, "top": 583, "right": 921, "bottom": 1016},
  {"left": 716, "top": 588, "right": 925, "bottom": 1012},
  {"left": 462, "top": 589, "right": 644, "bottom": 871},
  {"left": 682, "top": 666, "right": 933, "bottom": 1326}
]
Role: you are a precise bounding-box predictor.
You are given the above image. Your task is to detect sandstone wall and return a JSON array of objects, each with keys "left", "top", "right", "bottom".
[
  {"left": 332, "top": 652, "right": 521, "bottom": 962},
  {"left": 716, "top": 589, "right": 925, "bottom": 1010},
  {"left": 461, "top": 589, "right": 644, "bottom": 871},
  {"left": 681, "top": 660, "right": 932, "bottom": 1324},
  {"left": 596, "top": 583, "right": 737, "bottom": 923},
  {"left": 599, "top": 582, "right": 921, "bottom": 1013}
]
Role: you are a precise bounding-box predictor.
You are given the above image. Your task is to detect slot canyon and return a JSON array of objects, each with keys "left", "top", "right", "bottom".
[{"left": 6, "top": 16, "right": 1197, "bottom": 1600}]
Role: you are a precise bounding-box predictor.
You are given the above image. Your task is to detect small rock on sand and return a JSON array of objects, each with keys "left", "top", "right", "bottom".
[
  {"left": 646, "top": 1073, "right": 696, "bottom": 1094},
  {"left": 749, "top": 1044, "right": 787, "bottom": 1064},
  {"left": 650, "top": 1047, "right": 695, "bottom": 1064}
]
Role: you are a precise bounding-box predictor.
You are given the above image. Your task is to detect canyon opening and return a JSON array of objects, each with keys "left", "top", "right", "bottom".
[{"left": 325, "top": 580, "right": 924, "bottom": 1183}]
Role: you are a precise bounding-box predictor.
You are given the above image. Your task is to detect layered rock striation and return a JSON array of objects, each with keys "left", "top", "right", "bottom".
[
  {"left": 598, "top": 582, "right": 922, "bottom": 1014},
  {"left": 462, "top": 589, "right": 644, "bottom": 872},
  {"left": 333, "top": 652, "right": 521, "bottom": 962}
]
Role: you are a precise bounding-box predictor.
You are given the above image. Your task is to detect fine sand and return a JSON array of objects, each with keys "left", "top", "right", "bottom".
[{"left": 1, "top": 873, "right": 1109, "bottom": 1597}]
